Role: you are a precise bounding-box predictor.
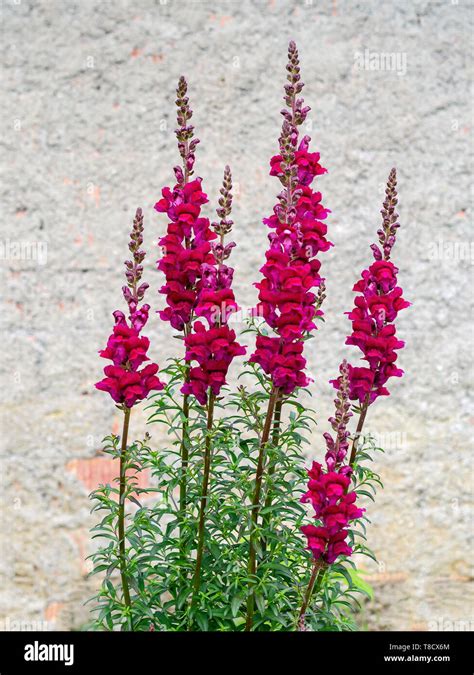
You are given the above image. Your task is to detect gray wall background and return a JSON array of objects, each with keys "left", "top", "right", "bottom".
[{"left": 1, "top": 0, "right": 472, "bottom": 631}]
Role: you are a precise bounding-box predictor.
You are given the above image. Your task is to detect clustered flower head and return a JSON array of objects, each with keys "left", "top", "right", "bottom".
[
  {"left": 96, "top": 208, "right": 164, "bottom": 408},
  {"left": 331, "top": 169, "right": 410, "bottom": 404},
  {"left": 250, "top": 40, "right": 332, "bottom": 395},
  {"left": 301, "top": 361, "right": 364, "bottom": 564},
  {"left": 182, "top": 166, "right": 246, "bottom": 404},
  {"left": 154, "top": 76, "right": 217, "bottom": 332}
]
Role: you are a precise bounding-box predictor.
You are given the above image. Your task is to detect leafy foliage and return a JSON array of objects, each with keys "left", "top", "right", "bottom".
[{"left": 88, "top": 355, "right": 382, "bottom": 631}]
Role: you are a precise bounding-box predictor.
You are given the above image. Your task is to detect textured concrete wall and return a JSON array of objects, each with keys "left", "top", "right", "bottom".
[{"left": 1, "top": 0, "right": 472, "bottom": 631}]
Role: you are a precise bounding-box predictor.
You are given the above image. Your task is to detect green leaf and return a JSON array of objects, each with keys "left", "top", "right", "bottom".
[
  {"left": 231, "top": 595, "right": 241, "bottom": 618},
  {"left": 355, "top": 489, "right": 376, "bottom": 501},
  {"left": 195, "top": 612, "right": 209, "bottom": 632},
  {"left": 348, "top": 569, "right": 374, "bottom": 600},
  {"left": 255, "top": 593, "right": 266, "bottom": 615}
]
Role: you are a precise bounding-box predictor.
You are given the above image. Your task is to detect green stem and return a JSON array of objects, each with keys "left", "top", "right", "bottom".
[
  {"left": 261, "top": 394, "right": 283, "bottom": 553},
  {"left": 190, "top": 391, "right": 215, "bottom": 613},
  {"left": 118, "top": 406, "right": 133, "bottom": 630},
  {"left": 298, "top": 559, "right": 326, "bottom": 627},
  {"left": 176, "top": 361, "right": 191, "bottom": 619},
  {"left": 245, "top": 387, "right": 279, "bottom": 631},
  {"left": 349, "top": 394, "right": 370, "bottom": 467},
  {"left": 179, "top": 379, "right": 190, "bottom": 549}
]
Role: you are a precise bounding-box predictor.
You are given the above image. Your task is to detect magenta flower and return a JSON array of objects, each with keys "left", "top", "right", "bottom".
[
  {"left": 99, "top": 314, "right": 151, "bottom": 370},
  {"left": 155, "top": 77, "right": 217, "bottom": 333},
  {"left": 250, "top": 41, "right": 331, "bottom": 395},
  {"left": 181, "top": 321, "right": 246, "bottom": 405},
  {"left": 97, "top": 362, "right": 163, "bottom": 409},
  {"left": 155, "top": 177, "right": 216, "bottom": 331},
  {"left": 300, "top": 525, "right": 330, "bottom": 560},
  {"left": 95, "top": 208, "right": 164, "bottom": 408},
  {"left": 301, "top": 361, "right": 364, "bottom": 565},
  {"left": 250, "top": 335, "right": 309, "bottom": 394},
  {"left": 182, "top": 166, "right": 246, "bottom": 405},
  {"left": 331, "top": 168, "right": 410, "bottom": 404},
  {"left": 154, "top": 81, "right": 245, "bottom": 404}
]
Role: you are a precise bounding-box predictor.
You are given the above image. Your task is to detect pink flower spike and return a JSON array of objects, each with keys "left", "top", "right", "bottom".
[
  {"left": 249, "top": 40, "right": 331, "bottom": 395},
  {"left": 333, "top": 168, "right": 409, "bottom": 405},
  {"left": 95, "top": 210, "right": 164, "bottom": 408}
]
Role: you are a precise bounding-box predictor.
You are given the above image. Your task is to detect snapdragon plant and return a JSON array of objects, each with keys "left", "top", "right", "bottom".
[{"left": 89, "top": 41, "right": 409, "bottom": 632}]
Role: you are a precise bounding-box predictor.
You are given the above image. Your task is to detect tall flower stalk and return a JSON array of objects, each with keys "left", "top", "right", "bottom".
[
  {"left": 95, "top": 208, "right": 164, "bottom": 628},
  {"left": 299, "top": 169, "right": 410, "bottom": 624},
  {"left": 154, "top": 77, "right": 215, "bottom": 564},
  {"left": 332, "top": 168, "right": 410, "bottom": 464},
  {"left": 298, "top": 360, "right": 363, "bottom": 625},
  {"left": 245, "top": 40, "right": 331, "bottom": 630},
  {"left": 187, "top": 166, "right": 245, "bottom": 611}
]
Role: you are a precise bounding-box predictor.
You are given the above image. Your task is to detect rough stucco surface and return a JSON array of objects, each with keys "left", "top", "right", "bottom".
[{"left": 0, "top": 0, "right": 472, "bottom": 631}]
